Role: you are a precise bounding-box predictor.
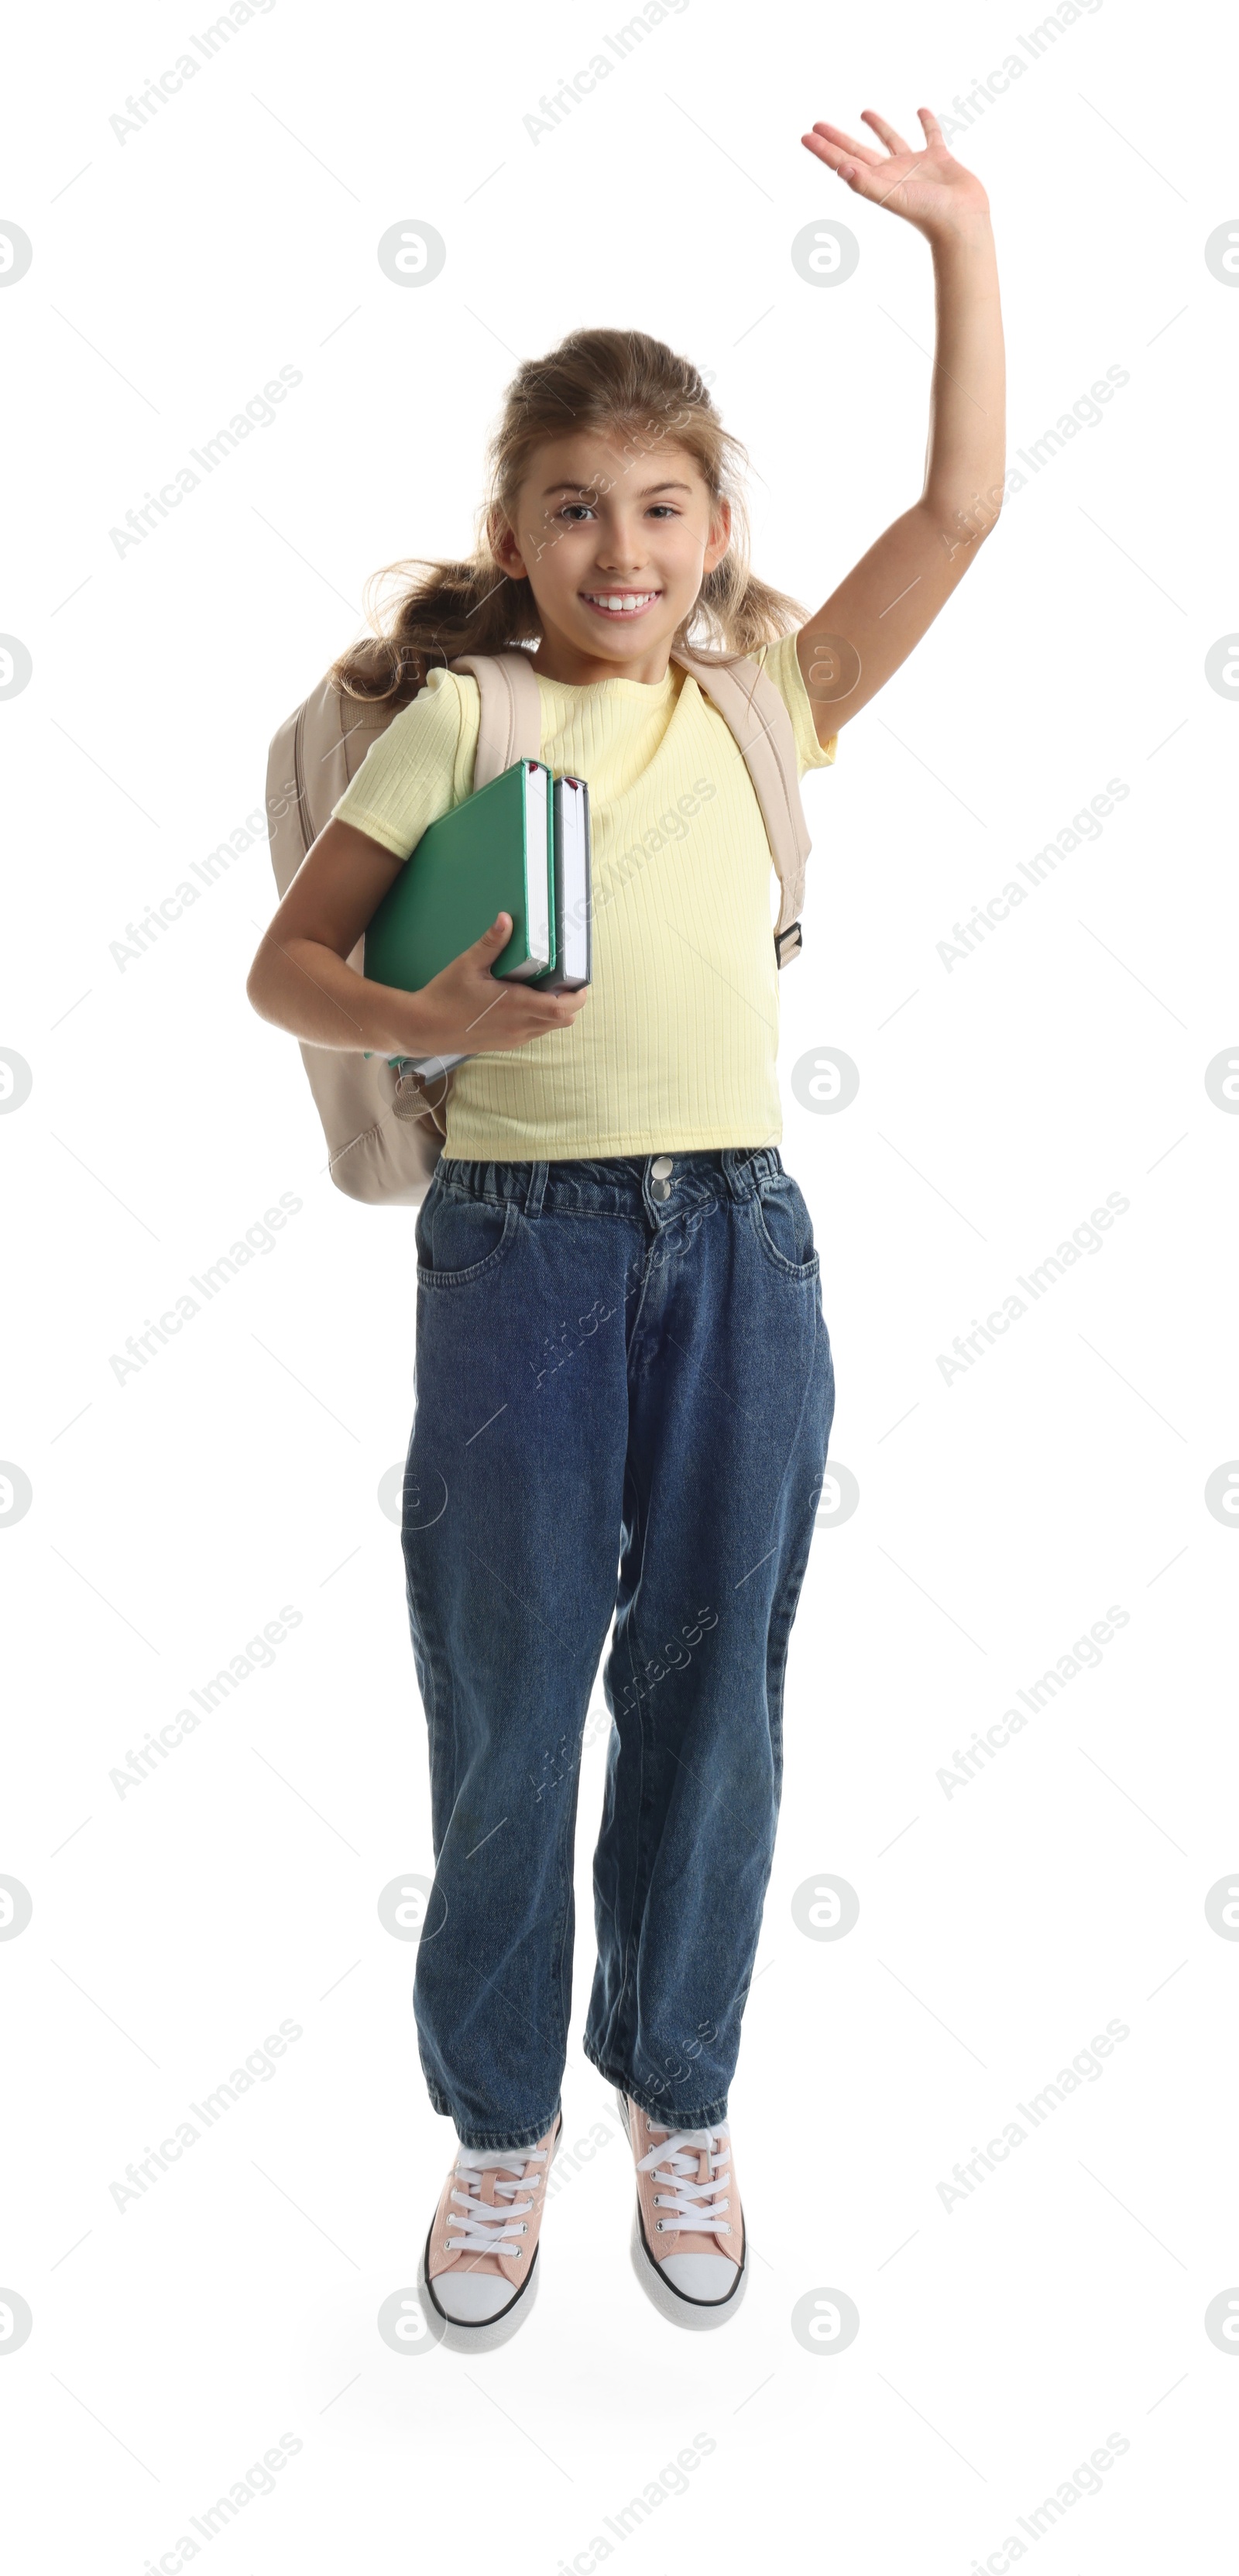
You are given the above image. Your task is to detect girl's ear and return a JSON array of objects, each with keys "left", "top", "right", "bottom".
[
  {"left": 489, "top": 507, "right": 530, "bottom": 580},
  {"left": 702, "top": 496, "right": 733, "bottom": 576}
]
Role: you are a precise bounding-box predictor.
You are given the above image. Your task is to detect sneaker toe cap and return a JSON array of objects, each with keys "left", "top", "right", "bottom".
[
  {"left": 432, "top": 2270, "right": 517, "bottom": 2323},
  {"left": 660, "top": 2251, "right": 740, "bottom": 2305}
]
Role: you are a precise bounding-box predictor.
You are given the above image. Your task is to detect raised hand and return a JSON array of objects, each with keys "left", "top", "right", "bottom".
[{"left": 801, "top": 107, "right": 990, "bottom": 242}]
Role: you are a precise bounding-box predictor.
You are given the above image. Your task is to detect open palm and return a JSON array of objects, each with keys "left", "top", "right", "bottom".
[{"left": 801, "top": 107, "right": 990, "bottom": 239}]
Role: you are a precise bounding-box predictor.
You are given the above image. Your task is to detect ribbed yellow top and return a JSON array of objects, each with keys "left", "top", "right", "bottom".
[{"left": 332, "top": 630, "right": 836, "bottom": 1161}]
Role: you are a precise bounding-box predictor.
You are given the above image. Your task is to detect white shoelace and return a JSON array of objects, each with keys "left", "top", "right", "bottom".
[
  {"left": 445, "top": 2144, "right": 548, "bottom": 2256},
  {"left": 637, "top": 2125, "right": 734, "bottom": 2238}
]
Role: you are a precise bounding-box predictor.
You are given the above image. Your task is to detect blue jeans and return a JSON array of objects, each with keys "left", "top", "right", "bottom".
[{"left": 403, "top": 1146, "right": 835, "bottom": 2149}]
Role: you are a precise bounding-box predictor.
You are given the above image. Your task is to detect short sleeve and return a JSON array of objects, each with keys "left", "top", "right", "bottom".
[
  {"left": 330, "top": 667, "right": 480, "bottom": 859},
  {"left": 749, "top": 630, "right": 839, "bottom": 778}
]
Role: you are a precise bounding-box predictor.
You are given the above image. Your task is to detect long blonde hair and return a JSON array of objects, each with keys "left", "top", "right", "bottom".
[{"left": 331, "top": 326, "right": 804, "bottom": 709}]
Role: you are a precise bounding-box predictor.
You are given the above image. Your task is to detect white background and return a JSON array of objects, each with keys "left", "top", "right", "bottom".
[{"left": 3, "top": 0, "right": 1237, "bottom": 2568}]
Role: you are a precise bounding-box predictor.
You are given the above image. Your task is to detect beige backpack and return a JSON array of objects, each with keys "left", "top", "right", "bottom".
[{"left": 265, "top": 646, "right": 812, "bottom": 1207}]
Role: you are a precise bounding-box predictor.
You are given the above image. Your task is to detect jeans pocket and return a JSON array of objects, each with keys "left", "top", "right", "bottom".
[
  {"left": 416, "top": 1188, "right": 516, "bottom": 1288},
  {"left": 413, "top": 1170, "right": 442, "bottom": 1271},
  {"left": 750, "top": 1176, "right": 820, "bottom": 1282}
]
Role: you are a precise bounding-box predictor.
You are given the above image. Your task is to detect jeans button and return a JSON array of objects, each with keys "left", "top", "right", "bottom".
[
  {"left": 651, "top": 1155, "right": 673, "bottom": 1178},
  {"left": 652, "top": 1179, "right": 671, "bottom": 1200}
]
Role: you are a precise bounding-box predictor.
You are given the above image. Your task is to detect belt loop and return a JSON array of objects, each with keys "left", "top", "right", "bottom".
[
  {"left": 725, "top": 1145, "right": 775, "bottom": 1200},
  {"left": 523, "top": 1159, "right": 549, "bottom": 1218}
]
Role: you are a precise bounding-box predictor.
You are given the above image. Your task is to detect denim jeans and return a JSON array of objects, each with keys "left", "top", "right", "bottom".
[{"left": 402, "top": 1145, "right": 835, "bottom": 2149}]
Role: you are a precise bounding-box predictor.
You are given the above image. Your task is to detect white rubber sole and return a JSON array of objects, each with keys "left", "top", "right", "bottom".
[{"left": 615, "top": 2089, "right": 749, "bottom": 2332}]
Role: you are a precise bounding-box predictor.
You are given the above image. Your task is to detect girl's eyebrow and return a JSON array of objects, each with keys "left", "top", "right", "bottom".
[{"left": 541, "top": 479, "right": 695, "bottom": 498}]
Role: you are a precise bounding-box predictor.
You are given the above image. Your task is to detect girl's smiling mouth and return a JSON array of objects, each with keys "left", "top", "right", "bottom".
[{"left": 579, "top": 589, "right": 663, "bottom": 619}]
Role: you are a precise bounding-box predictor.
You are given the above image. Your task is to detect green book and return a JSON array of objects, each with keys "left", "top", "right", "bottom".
[{"left": 364, "top": 757, "right": 554, "bottom": 1001}]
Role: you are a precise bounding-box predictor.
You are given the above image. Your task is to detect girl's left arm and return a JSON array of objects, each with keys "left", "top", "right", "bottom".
[{"left": 794, "top": 107, "right": 1006, "bottom": 743}]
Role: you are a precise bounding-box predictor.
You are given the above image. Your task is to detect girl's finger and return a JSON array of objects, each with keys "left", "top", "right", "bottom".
[
  {"left": 805, "top": 117, "right": 884, "bottom": 168},
  {"left": 801, "top": 144, "right": 880, "bottom": 197},
  {"left": 917, "top": 106, "right": 946, "bottom": 145},
  {"left": 799, "top": 136, "right": 859, "bottom": 182},
  {"left": 860, "top": 108, "right": 914, "bottom": 156}
]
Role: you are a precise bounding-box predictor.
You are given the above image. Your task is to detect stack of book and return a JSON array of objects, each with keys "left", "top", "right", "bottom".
[{"left": 362, "top": 758, "right": 592, "bottom": 1077}]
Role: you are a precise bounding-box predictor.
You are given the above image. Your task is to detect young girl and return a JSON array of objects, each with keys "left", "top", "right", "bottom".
[{"left": 248, "top": 106, "right": 1004, "bottom": 2347}]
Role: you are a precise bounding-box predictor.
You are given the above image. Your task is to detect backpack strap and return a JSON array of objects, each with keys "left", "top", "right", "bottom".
[
  {"left": 449, "top": 650, "right": 542, "bottom": 785},
  {"left": 671, "top": 647, "right": 812, "bottom": 967}
]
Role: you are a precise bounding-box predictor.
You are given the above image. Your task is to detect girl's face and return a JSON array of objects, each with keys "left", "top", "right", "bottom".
[{"left": 491, "top": 433, "right": 732, "bottom": 682}]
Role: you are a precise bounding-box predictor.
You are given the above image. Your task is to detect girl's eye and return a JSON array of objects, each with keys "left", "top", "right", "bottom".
[{"left": 555, "top": 502, "right": 681, "bottom": 523}]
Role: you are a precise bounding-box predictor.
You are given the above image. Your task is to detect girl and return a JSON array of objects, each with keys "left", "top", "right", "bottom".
[{"left": 247, "top": 106, "right": 1004, "bottom": 2347}]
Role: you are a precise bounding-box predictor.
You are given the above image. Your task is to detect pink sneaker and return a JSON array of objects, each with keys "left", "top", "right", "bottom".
[
  {"left": 616, "top": 2092, "right": 747, "bottom": 2329},
  {"left": 417, "top": 2114, "right": 561, "bottom": 2351}
]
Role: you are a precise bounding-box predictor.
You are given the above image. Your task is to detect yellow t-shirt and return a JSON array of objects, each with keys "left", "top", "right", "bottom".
[{"left": 331, "top": 630, "right": 836, "bottom": 1161}]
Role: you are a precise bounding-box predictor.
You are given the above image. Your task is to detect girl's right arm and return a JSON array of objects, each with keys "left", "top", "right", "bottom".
[{"left": 245, "top": 817, "right": 589, "bottom": 1060}]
